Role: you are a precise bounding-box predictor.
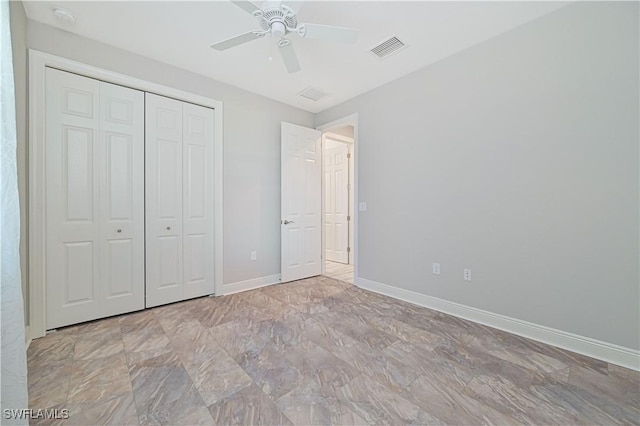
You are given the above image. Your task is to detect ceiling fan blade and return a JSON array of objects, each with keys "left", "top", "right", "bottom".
[
  {"left": 299, "top": 23, "right": 359, "bottom": 44},
  {"left": 278, "top": 40, "right": 301, "bottom": 73},
  {"left": 231, "top": 0, "right": 262, "bottom": 15},
  {"left": 211, "top": 31, "right": 264, "bottom": 51}
]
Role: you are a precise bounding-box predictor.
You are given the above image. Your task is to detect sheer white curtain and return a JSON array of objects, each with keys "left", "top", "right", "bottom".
[{"left": 1, "top": 0, "right": 29, "bottom": 422}]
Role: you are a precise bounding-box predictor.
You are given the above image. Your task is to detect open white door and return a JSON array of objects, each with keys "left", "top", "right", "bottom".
[{"left": 281, "top": 122, "right": 322, "bottom": 283}]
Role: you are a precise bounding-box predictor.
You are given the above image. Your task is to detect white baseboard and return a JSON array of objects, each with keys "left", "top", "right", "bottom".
[
  {"left": 222, "top": 274, "right": 281, "bottom": 295},
  {"left": 356, "top": 277, "right": 640, "bottom": 371}
]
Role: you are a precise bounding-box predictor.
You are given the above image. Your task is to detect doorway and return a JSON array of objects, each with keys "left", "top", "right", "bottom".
[{"left": 321, "top": 122, "right": 355, "bottom": 284}]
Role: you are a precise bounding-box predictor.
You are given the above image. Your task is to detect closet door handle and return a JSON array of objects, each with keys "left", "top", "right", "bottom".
[
  {"left": 116, "top": 229, "right": 122, "bottom": 233},
  {"left": 166, "top": 226, "right": 171, "bottom": 231}
]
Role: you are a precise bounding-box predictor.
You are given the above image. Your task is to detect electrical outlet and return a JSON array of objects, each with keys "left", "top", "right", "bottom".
[
  {"left": 432, "top": 263, "right": 440, "bottom": 275},
  {"left": 250, "top": 251, "right": 257, "bottom": 261},
  {"left": 464, "top": 268, "right": 472, "bottom": 281}
]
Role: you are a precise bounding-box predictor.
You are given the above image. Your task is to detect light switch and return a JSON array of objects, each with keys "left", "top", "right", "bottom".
[{"left": 359, "top": 202, "right": 367, "bottom": 212}]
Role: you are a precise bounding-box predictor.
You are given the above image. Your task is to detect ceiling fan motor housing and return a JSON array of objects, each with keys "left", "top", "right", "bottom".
[{"left": 260, "top": 7, "right": 298, "bottom": 37}]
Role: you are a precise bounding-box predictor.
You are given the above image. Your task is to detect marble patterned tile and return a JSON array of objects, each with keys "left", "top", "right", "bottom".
[
  {"left": 124, "top": 346, "right": 175, "bottom": 368},
  {"left": 251, "top": 319, "right": 304, "bottom": 351},
  {"left": 283, "top": 338, "right": 361, "bottom": 395},
  {"left": 73, "top": 337, "right": 124, "bottom": 360},
  {"left": 209, "top": 318, "right": 268, "bottom": 359},
  {"left": 27, "top": 333, "right": 76, "bottom": 369},
  {"left": 67, "top": 352, "right": 132, "bottom": 404},
  {"left": 236, "top": 342, "right": 303, "bottom": 400},
  {"left": 336, "top": 374, "right": 443, "bottom": 425},
  {"left": 64, "top": 392, "right": 139, "bottom": 425},
  {"left": 208, "top": 383, "right": 293, "bottom": 426},
  {"left": 321, "top": 310, "right": 400, "bottom": 350},
  {"left": 184, "top": 354, "right": 253, "bottom": 406},
  {"left": 129, "top": 353, "right": 212, "bottom": 425},
  {"left": 528, "top": 373, "right": 633, "bottom": 425},
  {"left": 119, "top": 310, "right": 163, "bottom": 335},
  {"left": 240, "top": 290, "right": 305, "bottom": 319},
  {"left": 405, "top": 374, "right": 517, "bottom": 425},
  {"left": 67, "top": 317, "right": 123, "bottom": 341},
  {"left": 196, "top": 293, "right": 263, "bottom": 328},
  {"left": 28, "top": 361, "right": 74, "bottom": 409},
  {"left": 569, "top": 364, "right": 640, "bottom": 404},
  {"left": 466, "top": 333, "right": 570, "bottom": 382},
  {"left": 276, "top": 375, "right": 367, "bottom": 425},
  {"left": 609, "top": 364, "right": 640, "bottom": 385},
  {"left": 121, "top": 328, "right": 171, "bottom": 355},
  {"left": 27, "top": 276, "right": 636, "bottom": 426},
  {"left": 464, "top": 374, "right": 572, "bottom": 424},
  {"left": 367, "top": 315, "right": 446, "bottom": 348}
]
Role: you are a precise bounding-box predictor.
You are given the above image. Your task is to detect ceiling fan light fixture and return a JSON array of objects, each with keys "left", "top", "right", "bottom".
[
  {"left": 271, "top": 21, "right": 286, "bottom": 38},
  {"left": 212, "top": 0, "right": 360, "bottom": 73}
]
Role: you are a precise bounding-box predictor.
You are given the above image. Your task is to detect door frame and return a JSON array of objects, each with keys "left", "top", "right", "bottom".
[
  {"left": 28, "top": 50, "right": 224, "bottom": 339},
  {"left": 317, "top": 114, "right": 359, "bottom": 280}
]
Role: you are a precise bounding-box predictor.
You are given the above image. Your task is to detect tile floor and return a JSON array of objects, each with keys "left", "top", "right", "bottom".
[
  {"left": 28, "top": 276, "right": 639, "bottom": 425},
  {"left": 324, "top": 261, "right": 354, "bottom": 284}
]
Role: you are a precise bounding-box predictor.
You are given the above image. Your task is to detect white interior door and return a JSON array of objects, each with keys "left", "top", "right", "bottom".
[
  {"left": 182, "top": 102, "right": 215, "bottom": 299},
  {"left": 145, "top": 93, "right": 184, "bottom": 307},
  {"left": 325, "top": 141, "right": 349, "bottom": 264},
  {"left": 100, "top": 81, "right": 145, "bottom": 316},
  {"left": 281, "top": 122, "right": 322, "bottom": 283},
  {"left": 45, "top": 68, "right": 144, "bottom": 329}
]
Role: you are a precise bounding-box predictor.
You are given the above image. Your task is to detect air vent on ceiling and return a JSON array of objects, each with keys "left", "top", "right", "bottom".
[
  {"left": 370, "top": 36, "right": 406, "bottom": 59},
  {"left": 298, "top": 87, "right": 329, "bottom": 102}
]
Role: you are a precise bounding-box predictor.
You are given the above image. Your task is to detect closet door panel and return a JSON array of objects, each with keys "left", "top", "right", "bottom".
[
  {"left": 46, "top": 68, "right": 102, "bottom": 329},
  {"left": 146, "top": 93, "right": 184, "bottom": 307},
  {"left": 182, "top": 103, "right": 215, "bottom": 298},
  {"left": 100, "top": 82, "right": 145, "bottom": 315}
]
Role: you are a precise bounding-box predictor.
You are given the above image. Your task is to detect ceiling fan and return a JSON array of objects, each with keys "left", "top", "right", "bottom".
[{"left": 211, "top": 1, "right": 359, "bottom": 73}]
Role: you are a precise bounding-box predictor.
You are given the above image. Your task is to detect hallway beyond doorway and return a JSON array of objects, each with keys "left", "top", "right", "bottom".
[{"left": 324, "top": 261, "right": 354, "bottom": 284}]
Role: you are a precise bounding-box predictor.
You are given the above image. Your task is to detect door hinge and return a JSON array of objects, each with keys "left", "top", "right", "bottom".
[
  {"left": 347, "top": 183, "right": 351, "bottom": 191},
  {"left": 347, "top": 247, "right": 351, "bottom": 253},
  {"left": 347, "top": 215, "right": 351, "bottom": 221},
  {"left": 347, "top": 153, "right": 351, "bottom": 159}
]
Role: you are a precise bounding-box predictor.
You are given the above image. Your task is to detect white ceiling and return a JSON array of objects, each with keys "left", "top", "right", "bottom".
[{"left": 23, "top": 1, "right": 568, "bottom": 113}]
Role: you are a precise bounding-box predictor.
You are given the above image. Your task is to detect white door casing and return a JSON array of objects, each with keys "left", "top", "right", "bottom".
[
  {"left": 324, "top": 141, "right": 350, "bottom": 264},
  {"left": 281, "top": 122, "right": 322, "bottom": 283},
  {"left": 45, "top": 68, "right": 144, "bottom": 329}
]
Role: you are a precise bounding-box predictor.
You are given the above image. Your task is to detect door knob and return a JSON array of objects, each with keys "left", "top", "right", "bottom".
[
  {"left": 283, "top": 220, "right": 294, "bottom": 225},
  {"left": 166, "top": 226, "right": 171, "bottom": 230},
  {"left": 116, "top": 229, "right": 122, "bottom": 233}
]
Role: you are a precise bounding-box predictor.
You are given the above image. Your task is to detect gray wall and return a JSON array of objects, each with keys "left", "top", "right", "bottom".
[
  {"left": 316, "top": 2, "right": 640, "bottom": 350},
  {"left": 23, "top": 18, "right": 314, "bottom": 286},
  {"left": 9, "top": 0, "right": 28, "bottom": 321}
]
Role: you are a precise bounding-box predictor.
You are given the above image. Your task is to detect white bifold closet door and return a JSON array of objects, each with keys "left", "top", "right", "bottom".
[
  {"left": 45, "top": 68, "right": 145, "bottom": 329},
  {"left": 145, "top": 93, "right": 214, "bottom": 307}
]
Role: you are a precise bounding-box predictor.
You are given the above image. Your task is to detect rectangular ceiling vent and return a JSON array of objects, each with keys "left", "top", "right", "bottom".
[
  {"left": 370, "top": 36, "right": 406, "bottom": 59},
  {"left": 298, "top": 87, "right": 329, "bottom": 102}
]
